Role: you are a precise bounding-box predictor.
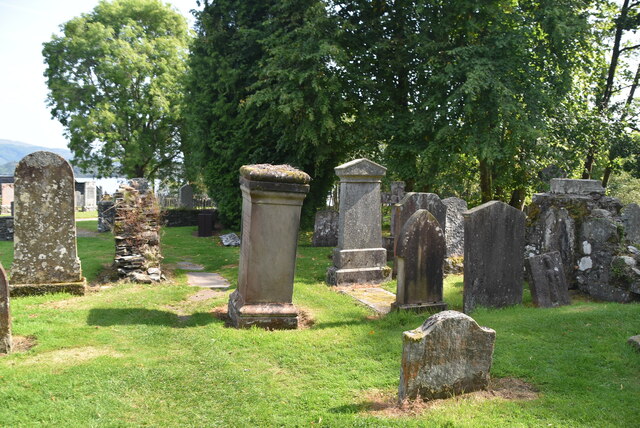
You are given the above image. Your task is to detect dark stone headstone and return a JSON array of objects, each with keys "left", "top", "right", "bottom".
[
  {"left": 622, "top": 203, "right": 640, "bottom": 245},
  {"left": 198, "top": 212, "right": 213, "bottom": 237},
  {"left": 443, "top": 197, "right": 467, "bottom": 257},
  {"left": 463, "top": 201, "right": 525, "bottom": 313},
  {"left": 399, "top": 310, "right": 496, "bottom": 401},
  {"left": 97, "top": 200, "right": 115, "bottom": 233},
  {"left": 0, "top": 262, "right": 11, "bottom": 354},
  {"left": 392, "top": 193, "right": 447, "bottom": 276},
  {"left": 312, "top": 210, "right": 338, "bottom": 247},
  {"left": 525, "top": 251, "right": 571, "bottom": 308},
  {"left": 393, "top": 210, "right": 447, "bottom": 313},
  {"left": 10, "top": 151, "right": 86, "bottom": 296},
  {"left": 179, "top": 184, "right": 194, "bottom": 209}
]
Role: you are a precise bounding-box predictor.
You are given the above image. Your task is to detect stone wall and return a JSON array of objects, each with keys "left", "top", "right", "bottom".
[
  {"left": 163, "top": 208, "right": 218, "bottom": 228},
  {"left": 0, "top": 217, "right": 13, "bottom": 241},
  {"left": 526, "top": 179, "right": 640, "bottom": 303}
]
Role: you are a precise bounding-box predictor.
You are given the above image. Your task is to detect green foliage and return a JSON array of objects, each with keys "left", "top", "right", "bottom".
[
  {"left": 184, "top": 0, "right": 353, "bottom": 228},
  {"left": 42, "top": 0, "right": 190, "bottom": 181}
]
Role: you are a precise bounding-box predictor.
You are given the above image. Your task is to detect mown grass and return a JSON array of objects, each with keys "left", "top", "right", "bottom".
[
  {"left": 0, "top": 225, "right": 638, "bottom": 427},
  {"left": 75, "top": 210, "right": 98, "bottom": 219}
]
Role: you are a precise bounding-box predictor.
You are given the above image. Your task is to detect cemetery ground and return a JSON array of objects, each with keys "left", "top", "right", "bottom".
[{"left": 0, "top": 223, "right": 638, "bottom": 427}]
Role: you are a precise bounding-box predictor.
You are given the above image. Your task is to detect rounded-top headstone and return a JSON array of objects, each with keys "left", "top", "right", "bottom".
[{"left": 11, "top": 151, "right": 83, "bottom": 286}]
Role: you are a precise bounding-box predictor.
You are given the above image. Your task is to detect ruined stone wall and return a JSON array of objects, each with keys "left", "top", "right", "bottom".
[
  {"left": 525, "top": 179, "right": 640, "bottom": 303},
  {"left": 113, "top": 182, "right": 163, "bottom": 283}
]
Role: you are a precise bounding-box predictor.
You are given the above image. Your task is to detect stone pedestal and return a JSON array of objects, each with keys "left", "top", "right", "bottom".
[
  {"left": 326, "top": 158, "right": 390, "bottom": 285},
  {"left": 228, "top": 164, "right": 310, "bottom": 329},
  {"left": 10, "top": 151, "right": 86, "bottom": 296}
]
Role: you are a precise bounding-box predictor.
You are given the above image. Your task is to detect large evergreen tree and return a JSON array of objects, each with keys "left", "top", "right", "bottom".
[{"left": 184, "top": 0, "right": 353, "bottom": 227}]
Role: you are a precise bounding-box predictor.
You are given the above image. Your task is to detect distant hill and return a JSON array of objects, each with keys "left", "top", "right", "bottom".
[
  {"left": 0, "top": 139, "right": 95, "bottom": 178},
  {"left": 0, "top": 139, "right": 73, "bottom": 164}
]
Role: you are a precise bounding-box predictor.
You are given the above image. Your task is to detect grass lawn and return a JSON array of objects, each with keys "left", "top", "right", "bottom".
[
  {"left": 0, "top": 225, "right": 638, "bottom": 426},
  {"left": 75, "top": 210, "right": 98, "bottom": 219}
]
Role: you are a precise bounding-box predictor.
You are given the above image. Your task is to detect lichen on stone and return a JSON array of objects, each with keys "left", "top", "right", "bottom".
[{"left": 240, "top": 164, "right": 311, "bottom": 184}]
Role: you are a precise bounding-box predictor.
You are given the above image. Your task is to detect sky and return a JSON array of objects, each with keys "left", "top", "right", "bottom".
[{"left": 0, "top": 0, "right": 200, "bottom": 150}]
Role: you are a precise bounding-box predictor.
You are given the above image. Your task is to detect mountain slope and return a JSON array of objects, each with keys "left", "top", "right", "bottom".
[{"left": 0, "top": 139, "right": 73, "bottom": 164}]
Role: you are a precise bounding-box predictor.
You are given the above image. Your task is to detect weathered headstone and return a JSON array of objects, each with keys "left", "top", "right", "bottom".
[
  {"left": 228, "top": 164, "right": 310, "bottom": 329},
  {"left": 1, "top": 182, "right": 14, "bottom": 215},
  {"left": 326, "top": 158, "right": 390, "bottom": 285},
  {"left": 525, "top": 251, "right": 571, "bottom": 308},
  {"left": 393, "top": 210, "right": 447, "bottom": 313},
  {"left": 10, "top": 151, "right": 86, "bottom": 296},
  {"left": 399, "top": 310, "right": 496, "bottom": 401},
  {"left": 0, "top": 262, "right": 11, "bottom": 354},
  {"left": 463, "top": 200, "right": 525, "bottom": 313},
  {"left": 392, "top": 193, "right": 447, "bottom": 276},
  {"left": 442, "top": 197, "right": 467, "bottom": 258},
  {"left": 312, "top": 209, "right": 338, "bottom": 247},
  {"left": 179, "top": 184, "right": 194, "bottom": 209},
  {"left": 97, "top": 200, "right": 115, "bottom": 232},
  {"left": 622, "top": 203, "right": 640, "bottom": 245},
  {"left": 0, "top": 217, "right": 13, "bottom": 241},
  {"left": 550, "top": 178, "right": 605, "bottom": 195}
]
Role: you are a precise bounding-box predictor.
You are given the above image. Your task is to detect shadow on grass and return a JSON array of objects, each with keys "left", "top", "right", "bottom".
[{"left": 87, "top": 308, "right": 220, "bottom": 329}]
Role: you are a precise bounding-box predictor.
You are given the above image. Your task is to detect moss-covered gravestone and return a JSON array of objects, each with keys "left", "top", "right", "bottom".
[
  {"left": 10, "top": 151, "right": 86, "bottom": 296},
  {"left": 228, "top": 164, "right": 310, "bottom": 329},
  {"left": 0, "top": 262, "right": 11, "bottom": 354}
]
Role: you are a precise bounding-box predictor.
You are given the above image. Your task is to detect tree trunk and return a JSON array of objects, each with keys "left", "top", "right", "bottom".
[{"left": 479, "top": 158, "right": 493, "bottom": 203}]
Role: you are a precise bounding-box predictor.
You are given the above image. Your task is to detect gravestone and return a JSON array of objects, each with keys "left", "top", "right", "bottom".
[
  {"left": 399, "top": 311, "right": 496, "bottom": 401},
  {"left": 228, "top": 164, "right": 310, "bottom": 329},
  {"left": 84, "top": 181, "right": 97, "bottom": 210},
  {"left": 312, "top": 209, "right": 338, "bottom": 247},
  {"left": 442, "top": 197, "right": 467, "bottom": 257},
  {"left": 622, "top": 203, "right": 640, "bottom": 245},
  {"left": 179, "top": 184, "right": 194, "bottom": 209},
  {"left": 525, "top": 251, "right": 571, "bottom": 308},
  {"left": 198, "top": 212, "right": 213, "bottom": 237},
  {"left": 97, "top": 200, "right": 115, "bottom": 232},
  {"left": 1, "top": 182, "right": 14, "bottom": 215},
  {"left": 326, "top": 158, "right": 390, "bottom": 286},
  {"left": 0, "top": 262, "right": 11, "bottom": 354},
  {"left": 550, "top": 178, "right": 605, "bottom": 195},
  {"left": 10, "top": 151, "right": 86, "bottom": 296},
  {"left": 392, "top": 193, "right": 447, "bottom": 276},
  {"left": 463, "top": 200, "right": 525, "bottom": 313},
  {"left": 393, "top": 210, "right": 447, "bottom": 313}
]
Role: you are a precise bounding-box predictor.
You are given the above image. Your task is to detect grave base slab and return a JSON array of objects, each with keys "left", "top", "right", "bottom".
[
  {"left": 9, "top": 279, "right": 86, "bottom": 297},
  {"left": 227, "top": 290, "right": 298, "bottom": 330}
]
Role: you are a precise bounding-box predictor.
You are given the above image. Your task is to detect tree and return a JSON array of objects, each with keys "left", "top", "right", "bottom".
[
  {"left": 42, "top": 0, "right": 190, "bottom": 181},
  {"left": 184, "top": 0, "right": 353, "bottom": 227}
]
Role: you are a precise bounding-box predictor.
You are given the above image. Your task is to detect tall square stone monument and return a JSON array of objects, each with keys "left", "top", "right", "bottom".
[
  {"left": 228, "top": 164, "right": 310, "bottom": 329},
  {"left": 10, "top": 152, "right": 86, "bottom": 296},
  {"left": 0, "top": 262, "right": 11, "bottom": 354},
  {"left": 326, "top": 158, "right": 391, "bottom": 286},
  {"left": 463, "top": 200, "right": 525, "bottom": 313}
]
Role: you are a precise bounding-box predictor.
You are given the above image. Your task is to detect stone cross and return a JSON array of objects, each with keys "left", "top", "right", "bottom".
[
  {"left": 0, "top": 262, "right": 11, "bottom": 354},
  {"left": 179, "top": 184, "right": 194, "bottom": 209},
  {"left": 312, "top": 209, "right": 338, "bottom": 247},
  {"left": 398, "top": 310, "right": 496, "bottom": 401},
  {"left": 228, "top": 164, "right": 310, "bottom": 329},
  {"left": 392, "top": 193, "right": 447, "bottom": 277},
  {"left": 463, "top": 200, "right": 525, "bottom": 313},
  {"left": 442, "top": 197, "right": 467, "bottom": 257},
  {"left": 393, "top": 210, "right": 447, "bottom": 313},
  {"left": 326, "top": 158, "right": 390, "bottom": 285},
  {"left": 525, "top": 251, "right": 571, "bottom": 307},
  {"left": 10, "top": 151, "right": 86, "bottom": 296}
]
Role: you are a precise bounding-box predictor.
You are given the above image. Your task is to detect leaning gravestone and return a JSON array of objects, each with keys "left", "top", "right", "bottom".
[
  {"left": 312, "top": 209, "right": 338, "bottom": 247},
  {"left": 326, "top": 158, "right": 390, "bottom": 285},
  {"left": 0, "top": 262, "right": 11, "bottom": 354},
  {"left": 442, "top": 197, "right": 467, "bottom": 257},
  {"left": 399, "top": 310, "right": 496, "bottom": 401},
  {"left": 228, "top": 164, "right": 310, "bottom": 329},
  {"left": 392, "top": 193, "right": 447, "bottom": 276},
  {"left": 463, "top": 200, "right": 525, "bottom": 313},
  {"left": 179, "top": 184, "right": 194, "bottom": 209},
  {"left": 393, "top": 210, "right": 447, "bottom": 313},
  {"left": 622, "top": 203, "right": 640, "bottom": 245},
  {"left": 525, "top": 251, "right": 571, "bottom": 308},
  {"left": 10, "top": 151, "right": 86, "bottom": 296}
]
